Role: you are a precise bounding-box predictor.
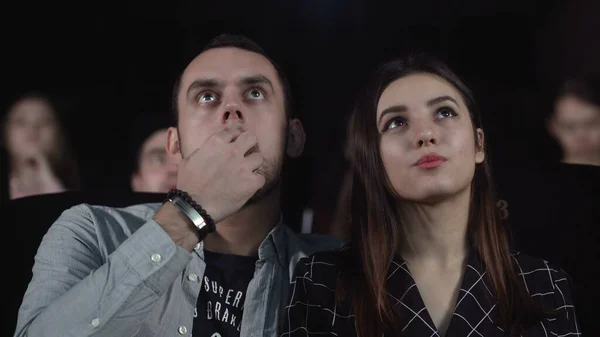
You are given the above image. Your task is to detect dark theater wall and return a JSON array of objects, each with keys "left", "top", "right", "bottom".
[{"left": 2, "top": 0, "right": 598, "bottom": 335}]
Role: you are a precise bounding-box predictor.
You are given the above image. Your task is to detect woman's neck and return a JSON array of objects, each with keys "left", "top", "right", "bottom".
[
  {"left": 398, "top": 188, "right": 471, "bottom": 268},
  {"left": 10, "top": 156, "right": 35, "bottom": 178}
]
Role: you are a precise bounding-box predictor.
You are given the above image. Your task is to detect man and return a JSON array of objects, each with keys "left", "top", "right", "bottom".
[
  {"left": 131, "top": 127, "right": 178, "bottom": 193},
  {"left": 14, "top": 34, "right": 342, "bottom": 337}
]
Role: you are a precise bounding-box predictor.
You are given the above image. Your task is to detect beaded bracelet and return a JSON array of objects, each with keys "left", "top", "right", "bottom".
[{"left": 166, "top": 189, "right": 216, "bottom": 238}]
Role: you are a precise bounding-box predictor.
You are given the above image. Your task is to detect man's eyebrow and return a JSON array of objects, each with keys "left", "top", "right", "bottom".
[
  {"left": 186, "top": 78, "right": 222, "bottom": 97},
  {"left": 238, "top": 75, "right": 275, "bottom": 93}
]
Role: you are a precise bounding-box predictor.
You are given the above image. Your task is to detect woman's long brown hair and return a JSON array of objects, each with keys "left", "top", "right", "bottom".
[{"left": 337, "top": 54, "right": 541, "bottom": 336}]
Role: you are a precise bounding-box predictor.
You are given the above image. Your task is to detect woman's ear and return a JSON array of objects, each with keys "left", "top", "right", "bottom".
[
  {"left": 286, "top": 119, "right": 306, "bottom": 158},
  {"left": 475, "top": 128, "right": 485, "bottom": 164}
]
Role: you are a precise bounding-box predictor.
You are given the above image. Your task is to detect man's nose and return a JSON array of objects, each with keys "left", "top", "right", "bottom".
[{"left": 221, "top": 99, "right": 244, "bottom": 124}]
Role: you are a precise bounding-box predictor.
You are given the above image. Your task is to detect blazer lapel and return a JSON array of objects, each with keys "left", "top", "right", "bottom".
[
  {"left": 387, "top": 258, "right": 441, "bottom": 337},
  {"left": 445, "top": 253, "right": 505, "bottom": 337}
]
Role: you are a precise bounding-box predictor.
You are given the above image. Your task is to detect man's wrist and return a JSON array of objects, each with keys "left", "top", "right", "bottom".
[
  {"left": 154, "top": 202, "right": 200, "bottom": 252},
  {"left": 166, "top": 189, "right": 217, "bottom": 233}
]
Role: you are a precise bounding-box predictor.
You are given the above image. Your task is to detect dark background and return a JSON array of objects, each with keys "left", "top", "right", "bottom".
[
  {"left": 2, "top": 0, "right": 599, "bottom": 335},
  {"left": 2, "top": 0, "right": 599, "bottom": 197}
]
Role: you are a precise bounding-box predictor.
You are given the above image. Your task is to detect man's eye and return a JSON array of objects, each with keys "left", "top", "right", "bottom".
[{"left": 197, "top": 92, "right": 218, "bottom": 103}]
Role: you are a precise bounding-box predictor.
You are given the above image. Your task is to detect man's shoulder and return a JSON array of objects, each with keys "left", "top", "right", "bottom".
[
  {"left": 81, "top": 202, "right": 162, "bottom": 217},
  {"left": 293, "top": 232, "right": 345, "bottom": 253},
  {"left": 63, "top": 202, "right": 161, "bottom": 218},
  {"left": 290, "top": 248, "right": 347, "bottom": 287},
  {"left": 297, "top": 247, "right": 347, "bottom": 268},
  {"left": 55, "top": 202, "right": 162, "bottom": 236},
  {"left": 282, "top": 228, "right": 345, "bottom": 258},
  {"left": 276, "top": 227, "right": 345, "bottom": 277}
]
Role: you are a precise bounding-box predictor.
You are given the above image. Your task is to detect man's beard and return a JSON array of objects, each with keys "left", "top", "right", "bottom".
[{"left": 244, "top": 155, "right": 283, "bottom": 207}]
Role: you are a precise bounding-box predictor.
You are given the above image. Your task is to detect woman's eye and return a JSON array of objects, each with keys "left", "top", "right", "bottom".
[
  {"left": 436, "top": 107, "right": 457, "bottom": 119},
  {"left": 383, "top": 117, "right": 406, "bottom": 131},
  {"left": 246, "top": 88, "right": 265, "bottom": 100}
]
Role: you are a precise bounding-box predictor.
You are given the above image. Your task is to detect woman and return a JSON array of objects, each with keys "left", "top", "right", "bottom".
[
  {"left": 548, "top": 75, "right": 600, "bottom": 166},
  {"left": 2, "top": 92, "right": 80, "bottom": 199},
  {"left": 282, "top": 55, "right": 580, "bottom": 336}
]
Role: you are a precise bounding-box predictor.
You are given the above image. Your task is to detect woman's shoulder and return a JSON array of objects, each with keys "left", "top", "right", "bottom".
[
  {"left": 510, "top": 251, "right": 572, "bottom": 280},
  {"left": 510, "top": 252, "right": 580, "bottom": 332},
  {"left": 510, "top": 251, "right": 575, "bottom": 300}
]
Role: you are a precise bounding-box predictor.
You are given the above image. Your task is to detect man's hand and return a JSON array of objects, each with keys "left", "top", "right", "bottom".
[
  {"left": 177, "top": 123, "right": 266, "bottom": 222},
  {"left": 154, "top": 123, "right": 265, "bottom": 251}
]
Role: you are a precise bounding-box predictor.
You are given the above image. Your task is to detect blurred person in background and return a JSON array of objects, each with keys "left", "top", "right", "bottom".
[
  {"left": 131, "top": 127, "right": 178, "bottom": 193},
  {"left": 1, "top": 92, "right": 80, "bottom": 200},
  {"left": 548, "top": 75, "right": 600, "bottom": 166}
]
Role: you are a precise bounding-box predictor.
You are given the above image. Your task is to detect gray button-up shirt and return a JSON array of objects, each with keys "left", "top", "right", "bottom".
[{"left": 14, "top": 203, "right": 343, "bottom": 337}]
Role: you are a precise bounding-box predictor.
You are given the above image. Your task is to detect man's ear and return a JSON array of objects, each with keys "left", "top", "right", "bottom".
[
  {"left": 286, "top": 119, "right": 306, "bottom": 158},
  {"left": 475, "top": 128, "right": 485, "bottom": 164},
  {"left": 166, "top": 127, "right": 183, "bottom": 163}
]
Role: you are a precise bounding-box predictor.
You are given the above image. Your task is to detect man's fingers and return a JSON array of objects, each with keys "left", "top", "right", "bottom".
[
  {"left": 235, "top": 131, "right": 259, "bottom": 157},
  {"left": 212, "top": 125, "right": 245, "bottom": 144},
  {"left": 244, "top": 151, "right": 264, "bottom": 171}
]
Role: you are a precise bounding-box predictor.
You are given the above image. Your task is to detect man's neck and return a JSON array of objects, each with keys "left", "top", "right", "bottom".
[
  {"left": 399, "top": 188, "right": 471, "bottom": 269},
  {"left": 203, "top": 188, "right": 281, "bottom": 257}
]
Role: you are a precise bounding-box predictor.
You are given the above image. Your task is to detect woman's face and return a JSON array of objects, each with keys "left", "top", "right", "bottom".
[
  {"left": 5, "top": 98, "right": 60, "bottom": 161},
  {"left": 376, "top": 73, "right": 485, "bottom": 203},
  {"left": 551, "top": 95, "right": 600, "bottom": 162}
]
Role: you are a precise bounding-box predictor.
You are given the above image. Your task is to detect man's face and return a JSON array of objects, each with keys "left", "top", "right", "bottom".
[
  {"left": 132, "top": 129, "right": 178, "bottom": 193},
  {"left": 173, "top": 47, "right": 289, "bottom": 203}
]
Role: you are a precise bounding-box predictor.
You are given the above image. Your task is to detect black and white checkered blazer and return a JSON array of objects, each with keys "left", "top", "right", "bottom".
[{"left": 281, "top": 249, "right": 580, "bottom": 337}]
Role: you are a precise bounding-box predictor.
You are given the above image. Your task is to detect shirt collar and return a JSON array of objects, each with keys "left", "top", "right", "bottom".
[
  {"left": 257, "top": 214, "right": 288, "bottom": 266},
  {"left": 192, "top": 214, "right": 287, "bottom": 265}
]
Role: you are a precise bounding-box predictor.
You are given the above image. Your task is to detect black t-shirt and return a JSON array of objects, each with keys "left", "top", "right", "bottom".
[{"left": 192, "top": 250, "right": 258, "bottom": 337}]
